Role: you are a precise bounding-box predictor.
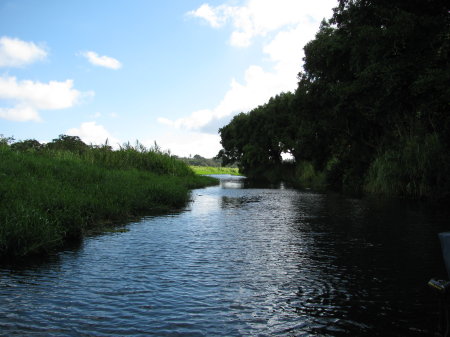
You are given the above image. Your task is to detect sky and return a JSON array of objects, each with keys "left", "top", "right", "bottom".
[{"left": 0, "top": 0, "right": 336, "bottom": 158}]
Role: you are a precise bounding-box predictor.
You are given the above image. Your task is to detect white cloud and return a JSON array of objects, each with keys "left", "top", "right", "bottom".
[
  {"left": 263, "top": 21, "right": 319, "bottom": 79},
  {"left": 67, "top": 121, "right": 120, "bottom": 147},
  {"left": 82, "top": 51, "right": 122, "bottom": 70},
  {"left": 0, "top": 104, "right": 41, "bottom": 122},
  {"left": 158, "top": 64, "right": 288, "bottom": 131},
  {"left": 0, "top": 76, "right": 83, "bottom": 109},
  {"left": 188, "top": 0, "right": 335, "bottom": 47},
  {"left": 157, "top": 117, "right": 173, "bottom": 127},
  {"left": 187, "top": 4, "right": 224, "bottom": 28},
  {"left": 145, "top": 131, "right": 221, "bottom": 158},
  {"left": 0, "top": 36, "right": 47, "bottom": 67},
  {"left": 157, "top": 109, "right": 213, "bottom": 130},
  {"left": 0, "top": 76, "right": 91, "bottom": 122},
  {"left": 163, "top": 0, "right": 334, "bottom": 133}
]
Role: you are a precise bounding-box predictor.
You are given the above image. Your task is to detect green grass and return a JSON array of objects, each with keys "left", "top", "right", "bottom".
[
  {"left": 189, "top": 165, "right": 242, "bottom": 176},
  {"left": 364, "top": 133, "right": 446, "bottom": 198},
  {"left": 0, "top": 144, "right": 217, "bottom": 259}
]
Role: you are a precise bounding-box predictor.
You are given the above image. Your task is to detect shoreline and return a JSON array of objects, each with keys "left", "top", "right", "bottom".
[{"left": 0, "top": 145, "right": 218, "bottom": 260}]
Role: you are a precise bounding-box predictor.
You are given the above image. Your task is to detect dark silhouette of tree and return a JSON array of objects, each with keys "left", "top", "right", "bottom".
[
  {"left": 45, "top": 135, "right": 89, "bottom": 154},
  {"left": 10, "top": 139, "right": 43, "bottom": 152},
  {"left": 218, "top": 0, "right": 450, "bottom": 198}
]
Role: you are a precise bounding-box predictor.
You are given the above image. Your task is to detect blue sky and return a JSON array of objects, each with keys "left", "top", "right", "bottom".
[{"left": 0, "top": 0, "right": 336, "bottom": 157}]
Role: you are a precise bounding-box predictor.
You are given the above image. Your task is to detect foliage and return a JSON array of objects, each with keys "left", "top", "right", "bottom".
[
  {"left": 218, "top": 92, "right": 295, "bottom": 180},
  {"left": 45, "top": 134, "right": 89, "bottom": 154},
  {"left": 10, "top": 139, "right": 43, "bottom": 152},
  {"left": 177, "top": 154, "right": 228, "bottom": 167},
  {"left": 365, "top": 133, "right": 450, "bottom": 199},
  {"left": 0, "top": 135, "right": 14, "bottom": 148},
  {"left": 294, "top": 161, "right": 327, "bottom": 191},
  {"left": 217, "top": 0, "right": 450, "bottom": 199}
]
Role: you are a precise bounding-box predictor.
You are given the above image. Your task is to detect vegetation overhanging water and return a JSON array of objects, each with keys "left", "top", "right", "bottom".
[
  {"left": 216, "top": 1, "right": 449, "bottom": 200},
  {"left": 0, "top": 135, "right": 217, "bottom": 259}
]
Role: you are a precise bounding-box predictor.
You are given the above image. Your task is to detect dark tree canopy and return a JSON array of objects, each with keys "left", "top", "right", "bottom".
[
  {"left": 218, "top": 0, "right": 450, "bottom": 198},
  {"left": 45, "top": 135, "right": 89, "bottom": 154}
]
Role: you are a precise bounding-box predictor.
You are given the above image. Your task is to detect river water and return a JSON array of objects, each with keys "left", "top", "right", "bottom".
[{"left": 0, "top": 175, "right": 449, "bottom": 336}]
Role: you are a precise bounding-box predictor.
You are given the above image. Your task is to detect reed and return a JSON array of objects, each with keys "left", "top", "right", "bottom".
[
  {"left": 293, "top": 161, "right": 326, "bottom": 190},
  {"left": 0, "top": 142, "right": 217, "bottom": 258},
  {"left": 364, "top": 133, "right": 446, "bottom": 198}
]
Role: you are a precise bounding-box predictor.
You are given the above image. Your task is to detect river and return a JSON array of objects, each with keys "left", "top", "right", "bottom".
[{"left": 0, "top": 175, "right": 449, "bottom": 336}]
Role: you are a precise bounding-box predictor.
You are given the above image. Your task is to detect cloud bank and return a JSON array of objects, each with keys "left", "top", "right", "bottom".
[
  {"left": 145, "top": 131, "right": 222, "bottom": 158},
  {"left": 0, "top": 37, "right": 93, "bottom": 122},
  {"left": 188, "top": 0, "right": 334, "bottom": 47},
  {"left": 0, "top": 76, "right": 91, "bottom": 122},
  {"left": 82, "top": 51, "right": 122, "bottom": 70},
  {"left": 0, "top": 36, "right": 47, "bottom": 67},
  {"left": 163, "top": 0, "right": 335, "bottom": 134}
]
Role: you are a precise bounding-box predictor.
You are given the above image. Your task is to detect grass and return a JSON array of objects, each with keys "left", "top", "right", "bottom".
[
  {"left": 364, "top": 133, "right": 447, "bottom": 198},
  {"left": 189, "top": 165, "right": 242, "bottom": 176},
  {"left": 290, "top": 161, "right": 326, "bottom": 190},
  {"left": 0, "top": 144, "right": 217, "bottom": 259}
]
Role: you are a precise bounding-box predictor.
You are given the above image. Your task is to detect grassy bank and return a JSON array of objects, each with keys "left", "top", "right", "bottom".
[
  {"left": 0, "top": 141, "right": 217, "bottom": 259},
  {"left": 189, "top": 165, "right": 241, "bottom": 176}
]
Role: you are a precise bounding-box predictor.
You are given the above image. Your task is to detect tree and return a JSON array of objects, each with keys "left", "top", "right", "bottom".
[
  {"left": 45, "top": 135, "right": 89, "bottom": 154},
  {"left": 217, "top": 0, "right": 450, "bottom": 197},
  {"left": 11, "top": 139, "right": 43, "bottom": 152}
]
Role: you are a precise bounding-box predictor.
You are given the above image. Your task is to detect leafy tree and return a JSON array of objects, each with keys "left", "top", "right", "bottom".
[
  {"left": 11, "top": 139, "right": 43, "bottom": 152},
  {"left": 45, "top": 135, "right": 89, "bottom": 154},
  {"left": 217, "top": 0, "right": 450, "bottom": 198},
  {"left": 296, "top": 0, "right": 450, "bottom": 193},
  {"left": 0, "top": 135, "right": 14, "bottom": 148}
]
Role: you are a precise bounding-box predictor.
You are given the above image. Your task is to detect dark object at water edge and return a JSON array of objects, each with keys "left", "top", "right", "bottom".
[
  {"left": 440, "top": 233, "right": 450, "bottom": 280},
  {"left": 428, "top": 233, "right": 450, "bottom": 337}
]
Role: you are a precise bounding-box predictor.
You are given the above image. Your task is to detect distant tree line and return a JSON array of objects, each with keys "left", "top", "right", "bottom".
[
  {"left": 4, "top": 134, "right": 163, "bottom": 156},
  {"left": 176, "top": 154, "right": 237, "bottom": 168},
  {"left": 2, "top": 134, "right": 104, "bottom": 154},
  {"left": 217, "top": 0, "right": 450, "bottom": 199}
]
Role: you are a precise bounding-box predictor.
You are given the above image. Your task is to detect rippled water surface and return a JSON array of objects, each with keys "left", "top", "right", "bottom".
[{"left": 1, "top": 175, "right": 449, "bottom": 336}]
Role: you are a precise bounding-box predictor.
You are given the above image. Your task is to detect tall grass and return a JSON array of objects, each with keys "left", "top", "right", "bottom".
[
  {"left": 292, "top": 161, "right": 326, "bottom": 190},
  {"left": 80, "top": 141, "right": 194, "bottom": 176},
  {"left": 0, "top": 142, "right": 217, "bottom": 258},
  {"left": 364, "top": 133, "right": 448, "bottom": 198}
]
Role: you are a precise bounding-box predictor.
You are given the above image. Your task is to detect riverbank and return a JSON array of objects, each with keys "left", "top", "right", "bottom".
[
  {"left": 189, "top": 165, "right": 241, "bottom": 176},
  {"left": 0, "top": 142, "right": 217, "bottom": 259}
]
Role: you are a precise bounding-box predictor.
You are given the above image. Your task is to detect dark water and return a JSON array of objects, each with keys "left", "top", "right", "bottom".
[{"left": 1, "top": 175, "right": 449, "bottom": 336}]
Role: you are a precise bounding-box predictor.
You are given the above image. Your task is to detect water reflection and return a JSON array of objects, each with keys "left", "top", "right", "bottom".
[
  {"left": 210, "top": 174, "right": 286, "bottom": 190},
  {"left": 287, "top": 193, "right": 449, "bottom": 336},
  {"left": 221, "top": 196, "right": 262, "bottom": 209},
  {"left": 0, "top": 176, "right": 449, "bottom": 336}
]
